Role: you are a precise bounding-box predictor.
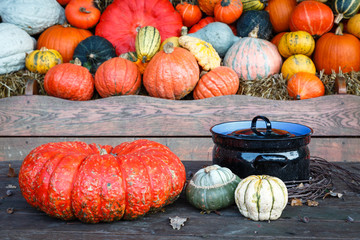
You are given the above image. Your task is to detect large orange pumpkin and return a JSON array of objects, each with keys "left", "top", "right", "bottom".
[
  {"left": 266, "top": 0, "right": 297, "bottom": 33},
  {"left": 37, "top": 24, "right": 93, "bottom": 63},
  {"left": 18, "top": 139, "right": 186, "bottom": 223},
  {"left": 313, "top": 26, "right": 360, "bottom": 74},
  {"left": 287, "top": 72, "right": 325, "bottom": 100},
  {"left": 143, "top": 43, "right": 200, "bottom": 100},
  {"left": 94, "top": 58, "right": 141, "bottom": 98}
]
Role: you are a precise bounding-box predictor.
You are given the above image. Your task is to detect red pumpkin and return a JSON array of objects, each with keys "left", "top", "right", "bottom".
[
  {"left": 266, "top": 0, "right": 296, "bottom": 33},
  {"left": 313, "top": 26, "right": 360, "bottom": 75},
  {"left": 44, "top": 60, "right": 94, "bottom": 101},
  {"left": 289, "top": 1, "right": 334, "bottom": 38},
  {"left": 287, "top": 72, "right": 325, "bottom": 100},
  {"left": 143, "top": 43, "right": 200, "bottom": 100},
  {"left": 65, "top": 0, "right": 101, "bottom": 29},
  {"left": 94, "top": 58, "right": 141, "bottom": 98},
  {"left": 193, "top": 66, "right": 240, "bottom": 99},
  {"left": 214, "top": 0, "right": 243, "bottom": 24},
  {"left": 18, "top": 139, "right": 186, "bottom": 223},
  {"left": 188, "top": 17, "right": 215, "bottom": 33},
  {"left": 37, "top": 24, "right": 93, "bottom": 63},
  {"left": 176, "top": 1, "right": 202, "bottom": 27},
  {"left": 57, "top": 0, "right": 71, "bottom": 5},
  {"left": 95, "top": 0, "right": 183, "bottom": 55}
]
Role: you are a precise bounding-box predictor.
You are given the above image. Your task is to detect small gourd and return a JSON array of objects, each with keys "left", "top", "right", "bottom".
[
  {"left": 277, "top": 31, "right": 315, "bottom": 58},
  {"left": 135, "top": 26, "right": 161, "bottom": 64},
  {"left": 186, "top": 165, "right": 241, "bottom": 211},
  {"left": 234, "top": 175, "right": 288, "bottom": 221},
  {"left": 287, "top": 72, "right": 325, "bottom": 100},
  {"left": 281, "top": 54, "right": 316, "bottom": 80},
  {"left": 241, "top": 0, "right": 266, "bottom": 11},
  {"left": 333, "top": 0, "right": 360, "bottom": 24},
  {"left": 179, "top": 36, "right": 221, "bottom": 71},
  {"left": 346, "top": 14, "right": 360, "bottom": 38},
  {"left": 25, "top": 47, "right": 63, "bottom": 74}
]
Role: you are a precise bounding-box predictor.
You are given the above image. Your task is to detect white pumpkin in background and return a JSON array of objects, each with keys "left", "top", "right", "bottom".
[
  {"left": 0, "top": 23, "right": 36, "bottom": 74},
  {"left": 0, "top": 0, "right": 65, "bottom": 35},
  {"left": 235, "top": 175, "right": 288, "bottom": 221}
]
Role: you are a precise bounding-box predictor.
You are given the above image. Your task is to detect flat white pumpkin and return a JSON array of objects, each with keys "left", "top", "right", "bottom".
[
  {"left": 0, "top": 23, "right": 36, "bottom": 74},
  {"left": 0, "top": 0, "right": 65, "bottom": 35},
  {"left": 234, "top": 175, "right": 288, "bottom": 221}
]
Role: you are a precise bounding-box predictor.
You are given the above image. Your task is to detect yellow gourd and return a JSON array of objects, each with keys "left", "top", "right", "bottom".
[
  {"left": 347, "top": 14, "right": 360, "bottom": 38},
  {"left": 281, "top": 54, "right": 316, "bottom": 79},
  {"left": 25, "top": 47, "right": 63, "bottom": 74},
  {"left": 278, "top": 31, "right": 315, "bottom": 58},
  {"left": 135, "top": 26, "right": 161, "bottom": 63}
]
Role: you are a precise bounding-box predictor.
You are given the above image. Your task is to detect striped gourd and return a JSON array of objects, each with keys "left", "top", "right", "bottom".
[
  {"left": 234, "top": 175, "right": 288, "bottom": 221},
  {"left": 223, "top": 28, "right": 282, "bottom": 80},
  {"left": 135, "top": 26, "right": 161, "bottom": 63},
  {"left": 277, "top": 31, "right": 315, "bottom": 58},
  {"left": 242, "top": 0, "right": 265, "bottom": 11},
  {"left": 25, "top": 47, "right": 63, "bottom": 74},
  {"left": 333, "top": 0, "right": 360, "bottom": 24}
]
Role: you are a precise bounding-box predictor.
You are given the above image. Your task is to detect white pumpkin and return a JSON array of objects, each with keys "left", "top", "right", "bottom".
[
  {"left": 234, "top": 175, "right": 288, "bottom": 221},
  {"left": 0, "top": 0, "right": 65, "bottom": 35},
  {"left": 0, "top": 23, "right": 36, "bottom": 74}
]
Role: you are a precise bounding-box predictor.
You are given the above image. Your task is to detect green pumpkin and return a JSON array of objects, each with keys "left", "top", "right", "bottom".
[
  {"left": 333, "top": 0, "right": 360, "bottom": 23},
  {"left": 73, "top": 36, "right": 117, "bottom": 74},
  {"left": 186, "top": 165, "right": 241, "bottom": 211},
  {"left": 236, "top": 10, "right": 273, "bottom": 40}
]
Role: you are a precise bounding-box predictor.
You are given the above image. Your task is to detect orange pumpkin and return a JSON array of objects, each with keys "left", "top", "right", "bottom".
[
  {"left": 65, "top": 0, "right": 101, "bottom": 29},
  {"left": 143, "top": 43, "right": 200, "bottom": 100},
  {"left": 176, "top": 1, "right": 202, "bottom": 27},
  {"left": 214, "top": 0, "right": 243, "bottom": 24},
  {"left": 189, "top": 17, "right": 215, "bottom": 33},
  {"left": 271, "top": 32, "right": 287, "bottom": 47},
  {"left": 287, "top": 72, "right": 325, "bottom": 100},
  {"left": 313, "top": 26, "right": 360, "bottom": 74},
  {"left": 94, "top": 58, "right": 142, "bottom": 98},
  {"left": 266, "top": 0, "right": 296, "bottom": 33},
  {"left": 37, "top": 24, "right": 93, "bottom": 63},
  {"left": 198, "top": 0, "right": 222, "bottom": 16},
  {"left": 193, "top": 66, "right": 239, "bottom": 99}
]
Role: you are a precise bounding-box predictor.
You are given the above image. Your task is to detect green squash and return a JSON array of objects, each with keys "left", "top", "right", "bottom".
[
  {"left": 186, "top": 165, "right": 241, "bottom": 211},
  {"left": 73, "top": 36, "right": 117, "bottom": 74},
  {"left": 236, "top": 10, "right": 273, "bottom": 40},
  {"left": 135, "top": 26, "right": 161, "bottom": 63},
  {"left": 333, "top": 0, "right": 360, "bottom": 24},
  {"left": 242, "top": 0, "right": 266, "bottom": 11}
]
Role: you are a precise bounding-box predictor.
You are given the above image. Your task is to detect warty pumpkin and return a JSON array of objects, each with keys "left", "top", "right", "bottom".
[
  {"left": 313, "top": 26, "right": 360, "bottom": 74},
  {"left": 193, "top": 66, "right": 240, "bottom": 99},
  {"left": 277, "top": 31, "right": 315, "bottom": 58},
  {"left": 266, "top": 0, "right": 297, "bottom": 33},
  {"left": 176, "top": 0, "right": 202, "bottom": 27},
  {"left": 235, "top": 175, "right": 288, "bottom": 221},
  {"left": 18, "top": 139, "right": 186, "bottom": 223},
  {"left": 287, "top": 72, "right": 325, "bottom": 100},
  {"left": 94, "top": 57, "right": 141, "bottom": 98},
  {"left": 135, "top": 26, "right": 161, "bottom": 64},
  {"left": 25, "top": 47, "right": 63, "bottom": 74},
  {"left": 186, "top": 165, "right": 241, "bottom": 211},
  {"left": 143, "top": 42, "right": 200, "bottom": 100},
  {"left": 281, "top": 54, "right": 316, "bottom": 80},
  {"left": 37, "top": 24, "right": 93, "bottom": 63},
  {"left": 214, "top": 0, "right": 243, "bottom": 24},
  {"left": 65, "top": 0, "right": 101, "bottom": 29},
  {"left": 333, "top": 0, "right": 360, "bottom": 24},
  {"left": 95, "top": 0, "right": 183, "bottom": 55},
  {"left": 44, "top": 58, "right": 94, "bottom": 101}
]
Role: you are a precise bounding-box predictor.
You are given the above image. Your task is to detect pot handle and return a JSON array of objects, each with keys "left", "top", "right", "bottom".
[
  {"left": 253, "top": 155, "right": 288, "bottom": 169},
  {"left": 251, "top": 116, "right": 272, "bottom": 136}
]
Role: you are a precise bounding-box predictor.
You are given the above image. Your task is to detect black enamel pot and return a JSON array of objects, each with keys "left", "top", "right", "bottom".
[{"left": 210, "top": 116, "right": 313, "bottom": 181}]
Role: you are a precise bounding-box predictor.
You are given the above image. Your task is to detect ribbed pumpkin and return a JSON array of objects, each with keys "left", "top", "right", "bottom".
[
  {"left": 95, "top": 0, "right": 183, "bottom": 55},
  {"left": 287, "top": 72, "right": 325, "bottom": 100},
  {"left": 223, "top": 27, "right": 282, "bottom": 80},
  {"left": 176, "top": 0, "right": 202, "bottom": 27},
  {"left": 214, "top": 0, "right": 243, "bottom": 24},
  {"left": 281, "top": 54, "right": 316, "bottom": 80},
  {"left": 266, "top": 0, "right": 297, "bottom": 33},
  {"left": 198, "top": 0, "right": 222, "bottom": 16},
  {"left": 25, "top": 47, "right": 63, "bottom": 74},
  {"left": 313, "top": 26, "right": 360, "bottom": 74},
  {"left": 18, "top": 139, "right": 186, "bottom": 223},
  {"left": 186, "top": 165, "right": 241, "bottom": 211},
  {"left": 277, "top": 31, "right": 315, "bottom": 58},
  {"left": 193, "top": 67, "right": 240, "bottom": 99},
  {"left": 333, "top": 0, "right": 360, "bottom": 24},
  {"left": 236, "top": 10, "right": 273, "bottom": 40},
  {"left": 235, "top": 175, "right": 288, "bottom": 221},
  {"left": 73, "top": 36, "right": 117, "bottom": 74},
  {"left": 189, "top": 17, "right": 215, "bottom": 33},
  {"left": 242, "top": 0, "right": 266, "bottom": 11},
  {"left": 94, "top": 58, "right": 141, "bottom": 98},
  {"left": 143, "top": 43, "right": 200, "bottom": 100},
  {"left": 347, "top": 14, "right": 360, "bottom": 38},
  {"left": 44, "top": 59, "right": 94, "bottom": 101},
  {"left": 65, "top": 0, "right": 101, "bottom": 29},
  {"left": 289, "top": 1, "right": 334, "bottom": 38},
  {"left": 37, "top": 24, "right": 93, "bottom": 63},
  {"left": 178, "top": 36, "right": 221, "bottom": 71},
  {"left": 135, "top": 26, "right": 161, "bottom": 64}
]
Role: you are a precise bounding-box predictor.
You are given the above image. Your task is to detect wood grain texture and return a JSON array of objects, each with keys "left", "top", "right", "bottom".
[{"left": 1, "top": 94, "right": 359, "bottom": 136}]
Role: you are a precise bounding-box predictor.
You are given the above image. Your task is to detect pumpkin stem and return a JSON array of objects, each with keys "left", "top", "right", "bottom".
[
  {"left": 200, "top": 70, "right": 208, "bottom": 78},
  {"left": 142, "top": 55, "right": 147, "bottom": 64},
  {"left": 79, "top": 7, "right": 91, "bottom": 14},
  {"left": 181, "top": 26, "right": 188, "bottom": 36},
  {"left": 248, "top": 25, "right": 259, "bottom": 38},
  {"left": 73, "top": 58, "right": 82, "bottom": 66},
  {"left": 39, "top": 47, "right": 49, "bottom": 51},
  {"left": 163, "top": 42, "right": 175, "bottom": 54},
  {"left": 204, "top": 165, "right": 219, "bottom": 173},
  {"left": 335, "top": 25, "right": 343, "bottom": 36},
  {"left": 99, "top": 148, "right": 108, "bottom": 155},
  {"left": 334, "top": 14, "right": 344, "bottom": 25},
  {"left": 221, "top": 0, "right": 231, "bottom": 7}
]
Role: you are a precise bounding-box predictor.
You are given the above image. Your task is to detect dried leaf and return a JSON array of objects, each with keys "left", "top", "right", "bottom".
[
  {"left": 323, "top": 191, "right": 343, "bottom": 199},
  {"left": 290, "top": 198, "right": 303, "bottom": 206},
  {"left": 7, "top": 164, "right": 17, "bottom": 177},
  {"left": 169, "top": 216, "right": 188, "bottom": 230},
  {"left": 306, "top": 200, "right": 319, "bottom": 207}
]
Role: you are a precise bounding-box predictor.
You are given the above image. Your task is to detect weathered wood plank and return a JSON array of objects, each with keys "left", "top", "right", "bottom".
[
  {"left": 1, "top": 94, "right": 359, "bottom": 136},
  {"left": 1, "top": 137, "right": 359, "bottom": 162}
]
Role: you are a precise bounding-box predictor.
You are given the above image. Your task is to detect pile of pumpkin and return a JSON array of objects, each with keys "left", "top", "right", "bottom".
[{"left": 1, "top": 0, "right": 360, "bottom": 100}]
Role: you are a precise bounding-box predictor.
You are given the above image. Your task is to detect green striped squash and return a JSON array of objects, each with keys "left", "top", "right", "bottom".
[
  {"left": 242, "top": 0, "right": 266, "bottom": 11},
  {"left": 235, "top": 175, "right": 288, "bottom": 221},
  {"left": 333, "top": 0, "right": 360, "bottom": 24},
  {"left": 135, "top": 26, "right": 161, "bottom": 63}
]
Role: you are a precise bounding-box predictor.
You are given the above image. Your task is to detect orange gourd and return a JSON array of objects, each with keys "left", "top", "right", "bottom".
[
  {"left": 65, "top": 0, "right": 101, "bottom": 29},
  {"left": 214, "top": 0, "right": 243, "bottom": 24},
  {"left": 176, "top": 1, "right": 202, "bottom": 27},
  {"left": 266, "top": 0, "right": 297, "bottom": 33},
  {"left": 287, "top": 72, "right": 325, "bottom": 100}
]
